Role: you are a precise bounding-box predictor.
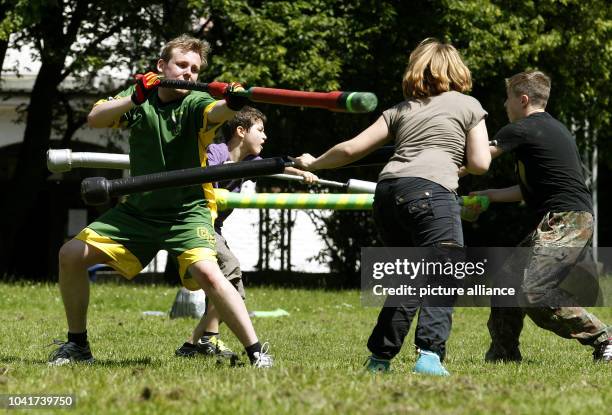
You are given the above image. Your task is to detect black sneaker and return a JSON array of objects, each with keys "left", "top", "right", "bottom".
[
  {"left": 48, "top": 340, "right": 94, "bottom": 366},
  {"left": 175, "top": 342, "right": 198, "bottom": 357},
  {"left": 196, "top": 335, "right": 238, "bottom": 360},
  {"left": 485, "top": 343, "right": 522, "bottom": 362},
  {"left": 593, "top": 337, "right": 612, "bottom": 362}
]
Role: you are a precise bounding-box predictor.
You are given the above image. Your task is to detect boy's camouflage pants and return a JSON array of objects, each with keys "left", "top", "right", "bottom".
[{"left": 488, "top": 211, "right": 610, "bottom": 357}]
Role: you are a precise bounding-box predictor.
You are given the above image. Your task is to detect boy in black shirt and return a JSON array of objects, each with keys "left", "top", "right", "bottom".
[{"left": 472, "top": 70, "right": 611, "bottom": 363}]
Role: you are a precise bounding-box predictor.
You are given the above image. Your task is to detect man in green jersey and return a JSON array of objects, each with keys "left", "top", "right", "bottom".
[{"left": 49, "top": 35, "right": 272, "bottom": 368}]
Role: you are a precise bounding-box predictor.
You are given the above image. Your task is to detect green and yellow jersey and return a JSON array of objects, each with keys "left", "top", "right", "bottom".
[
  {"left": 78, "top": 88, "right": 224, "bottom": 287},
  {"left": 99, "top": 85, "right": 221, "bottom": 219}
]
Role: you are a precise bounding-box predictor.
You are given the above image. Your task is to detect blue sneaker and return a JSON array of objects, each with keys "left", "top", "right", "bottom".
[
  {"left": 364, "top": 355, "right": 390, "bottom": 373},
  {"left": 413, "top": 349, "right": 449, "bottom": 376}
]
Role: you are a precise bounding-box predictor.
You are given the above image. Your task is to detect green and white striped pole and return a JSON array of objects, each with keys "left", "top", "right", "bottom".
[
  {"left": 214, "top": 189, "right": 489, "bottom": 215},
  {"left": 214, "top": 189, "right": 374, "bottom": 211}
]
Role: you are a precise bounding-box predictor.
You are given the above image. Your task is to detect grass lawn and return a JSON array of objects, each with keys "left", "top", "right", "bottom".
[{"left": 0, "top": 282, "right": 610, "bottom": 414}]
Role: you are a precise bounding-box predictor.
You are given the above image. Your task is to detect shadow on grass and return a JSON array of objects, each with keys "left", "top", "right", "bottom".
[
  {"left": 94, "top": 357, "right": 158, "bottom": 367},
  {"left": 0, "top": 356, "right": 23, "bottom": 364},
  {"left": 82, "top": 270, "right": 360, "bottom": 290},
  {"left": 0, "top": 356, "right": 156, "bottom": 367},
  {"left": 462, "top": 356, "right": 540, "bottom": 365}
]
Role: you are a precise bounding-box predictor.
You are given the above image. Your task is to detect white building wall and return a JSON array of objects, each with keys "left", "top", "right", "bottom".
[
  {"left": 221, "top": 181, "right": 331, "bottom": 273},
  {"left": 0, "top": 96, "right": 28, "bottom": 147},
  {"left": 222, "top": 209, "right": 331, "bottom": 273}
]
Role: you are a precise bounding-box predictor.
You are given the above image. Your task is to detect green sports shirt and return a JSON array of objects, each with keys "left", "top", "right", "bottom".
[{"left": 101, "top": 85, "right": 222, "bottom": 218}]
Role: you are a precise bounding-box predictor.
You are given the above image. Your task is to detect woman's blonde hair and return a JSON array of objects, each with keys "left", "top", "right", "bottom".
[{"left": 402, "top": 38, "right": 472, "bottom": 99}]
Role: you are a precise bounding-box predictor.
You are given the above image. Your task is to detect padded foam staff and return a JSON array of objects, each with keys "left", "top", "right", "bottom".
[
  {"left": 81, "top": 158, "right": 289, "bottom": 206},
  {"left": 47, "top": 149, "right": 130, "bottom": 172},
  {"left": 50, "top": 141, "right": 498, "bottom": 173},
  {"left": 214, "top": 189, "right": 374, "bottom": 211},
  {"left": 214, "top": 189, "right": 490, "bottom": 215},
  {"left": 267, "top": 173, "right": 377, "bottom": 193},
  {"left": 47, "top": 149, "right": 378, "bottom": 193},
  {"left": 158, "top": 79, "right": 378, "bottom": 113}
]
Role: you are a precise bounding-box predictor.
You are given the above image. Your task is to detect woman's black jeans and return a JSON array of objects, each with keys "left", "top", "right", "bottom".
[{"left": 367, "top": 177, "right": 464, "bottom": 361}]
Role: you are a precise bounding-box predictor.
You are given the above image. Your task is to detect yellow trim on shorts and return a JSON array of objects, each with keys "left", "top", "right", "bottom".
[
  {"left": 177, "top": 247, "right": 218, "bottom": 291},
  {"left": 198, "top": 100, "right": 224, "bottom": 223},
  {"left": 75, "top": 228, "right": 143, "bottom": 278}
]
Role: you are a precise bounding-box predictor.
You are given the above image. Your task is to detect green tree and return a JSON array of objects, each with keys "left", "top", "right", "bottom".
[
  {"left": 0, "top": 0, "right": 210, "bottom": 278},
  {"left": 1, "top": 0, "right": 610, "bottom": 278},
  {"left": 0, "top": 0, "right": 34, "bottom": 77},
  {"left": 441, "top": 0, "right": 612, "bottom": 148}
]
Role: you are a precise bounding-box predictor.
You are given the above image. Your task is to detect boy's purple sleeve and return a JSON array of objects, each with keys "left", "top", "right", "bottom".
[{"left": 206, "top": 143, "right": 225, "bottom": 167}]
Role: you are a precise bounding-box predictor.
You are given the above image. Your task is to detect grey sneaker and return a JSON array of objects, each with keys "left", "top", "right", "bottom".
[
  {"left": 196, "top": 335, "right": 238, "bottom": 360},
  {"left": 48, "top": 340, "right": 94, "bottom": 366},
  {"left": 251, "top": 342, "right": 273, "bottom": 368}
]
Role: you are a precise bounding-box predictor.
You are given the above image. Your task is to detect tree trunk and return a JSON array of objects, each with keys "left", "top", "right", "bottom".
[
  {"left": 0, "top": 0, "right": 91, "bottom": 279},
  {"left": 0, "top": 38, "right": 8, "bottom": 80},
  {"left": 0, "top": 60, "right": 63, "bottom": 278},
  {"left": 0, "top": 1, "right": 12, "bottom": 79}
]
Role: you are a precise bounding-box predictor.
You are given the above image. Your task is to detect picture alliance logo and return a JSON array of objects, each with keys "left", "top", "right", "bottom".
[{"left": 371, "top": 258, "right": 487, "bottom": 280}]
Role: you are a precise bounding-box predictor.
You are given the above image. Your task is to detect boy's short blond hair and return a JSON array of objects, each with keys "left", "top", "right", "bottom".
[
  {"left": 402, "top": 38, "right": 472, "bottom": 99},
  {"left": 506, "top": 70, "right": 551, "bottom": 108},
  {"left": 160, "top": 35, "right": 211, "bottom": 68}
]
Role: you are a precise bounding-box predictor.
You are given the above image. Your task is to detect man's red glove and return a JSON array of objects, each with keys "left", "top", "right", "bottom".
[
  {"left": 131, "top": 72, "right": 161, "bottom": 105},
  {"left": 224, "top": 82, "right": 249, "bottom": 111}
]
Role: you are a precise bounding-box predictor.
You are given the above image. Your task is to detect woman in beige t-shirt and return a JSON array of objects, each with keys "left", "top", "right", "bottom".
[{"left": 294, "top": 38, "right": 490, "bottom": 376}]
